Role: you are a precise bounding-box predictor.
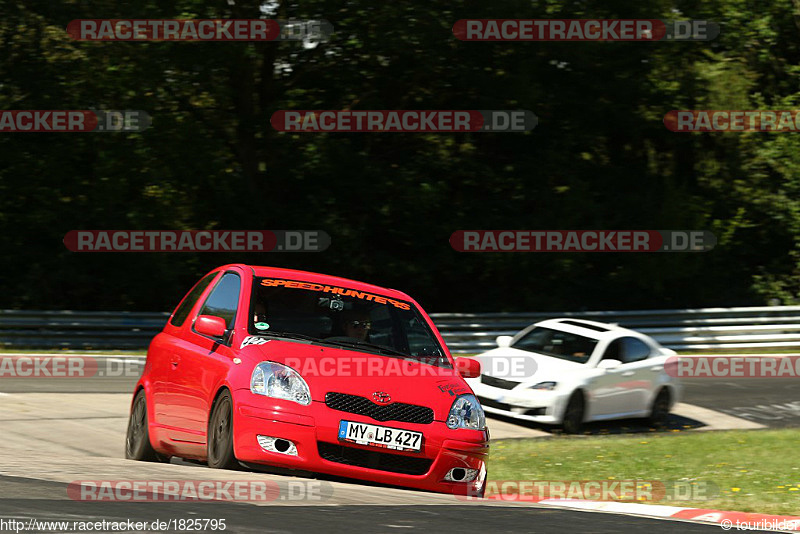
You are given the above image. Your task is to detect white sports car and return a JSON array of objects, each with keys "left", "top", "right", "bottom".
[{"left": 465, "top": 318, "right": 682, "bottom": 433}]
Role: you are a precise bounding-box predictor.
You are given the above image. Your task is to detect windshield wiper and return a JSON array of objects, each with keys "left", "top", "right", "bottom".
[
  {"left": 251, "top": 333, "right": 444, "bottom": 364},
  {"left": 256, "top": 331, "right": 321, "bottom": 343},
  {"left": 255, "top": 333, "right": 403, "bottom": 356},
  {"left": 321, "top": 339, "right": 413, "bottom": 359}
]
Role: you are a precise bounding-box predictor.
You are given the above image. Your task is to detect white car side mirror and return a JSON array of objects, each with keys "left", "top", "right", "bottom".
[
  {"left": 496, "top": 335, "right": 513, "bottom": 348},
  {"left": 598, "top": 359, "right": 622, "bottom": 370}
]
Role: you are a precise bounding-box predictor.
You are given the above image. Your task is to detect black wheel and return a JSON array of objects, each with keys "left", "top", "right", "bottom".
[
  {"left": 126, "top": 390, "right": 168, "bottom": 462},
  {"left": 561, "top": 392, "right": 585, "bottom": 435},
  {"left": 208, "top": 390, "right": 238, "bottom": 469},
  {"left": 648, "top": 388, "right": 671, "bottom": 426}
]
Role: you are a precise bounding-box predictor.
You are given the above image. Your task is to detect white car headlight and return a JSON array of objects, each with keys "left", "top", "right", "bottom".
[
  {"left": 446, "top": 394, "right": 486, "bottom": 430},
  {"left": 251, "top": 362, "right": 311, "bottom": 406},
  {"left": 529, "top": 381, "right": 557, "bottom": 391}
]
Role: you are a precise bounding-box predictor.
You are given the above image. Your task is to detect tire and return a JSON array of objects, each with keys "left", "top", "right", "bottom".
[
  {"left": 208, "top": 390, "right": 238, "bottom": 469},
  {"left": 648, "top": 388, "right": 671, "bottom": 426},
  {"left": 125, "top": 390, "right": 168, "bottom": 462},
  {"left": 561, "top": 392, "right": 585, "bottom": 435}
]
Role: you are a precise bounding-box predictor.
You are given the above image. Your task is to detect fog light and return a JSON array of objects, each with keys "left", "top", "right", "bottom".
[
  {"left": 257, "top": 435, "right": 298, "bottom": 456},
  {"left": 444, "top": 467, "right": 479, "bottom": 482}
]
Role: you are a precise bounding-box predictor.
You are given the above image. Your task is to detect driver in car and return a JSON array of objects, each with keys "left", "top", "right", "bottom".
[{"left": 339, "top": 310, "right": 372, "bottom": 341}]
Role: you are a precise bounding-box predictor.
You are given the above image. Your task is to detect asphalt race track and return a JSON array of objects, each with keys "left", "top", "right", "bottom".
[
  {"left": 0, "top": 484, "right": 724, "bottom": 534},
  {"left": 681, "top": 377, "right": 800, "bottom": 428},
  {"left": 0, "top": 401, "right": 721, "bottom": 534},
  {"left": 0, "top": 355, "right": 796, "bottom": 533},
  {"left": 0, "top": 480, "right": 725, "bottom": 534}
]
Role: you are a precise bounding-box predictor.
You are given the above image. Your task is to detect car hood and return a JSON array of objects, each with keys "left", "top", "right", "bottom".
[
  {"left": 239, "top": 338, "right": 470, "bottom": 420},
  {"left": 474, "top": 346, "right": 586, "bottom": 386}
]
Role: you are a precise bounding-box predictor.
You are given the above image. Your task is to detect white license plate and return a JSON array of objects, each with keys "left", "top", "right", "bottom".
[{"left": 338, "top": 420, "right": 423, "bottom": 452}]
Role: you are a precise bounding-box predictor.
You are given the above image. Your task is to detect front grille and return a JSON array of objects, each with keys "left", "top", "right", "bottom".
[
  {"left": 317, "top": 442, "right": 432, "bottom": 476},
  {"left": 481, "top": 374, "right": 520, "bottom": 390},
  {"left": 325, "top": 392, "right": 434, "bottom": 424},
  {"left": 477, "top": 397, "right": 513, "bottom": 412}
]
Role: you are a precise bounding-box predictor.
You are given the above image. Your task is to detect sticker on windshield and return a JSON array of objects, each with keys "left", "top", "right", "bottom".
[
  {"left": 261, "top": 278, "right": 411, "bottom": 310},
  {"left": 241, "top": 336, "right": 270, "bottom": 348},
  {"left": 255, "top": 322, "right": 270, "bottom": 330}
]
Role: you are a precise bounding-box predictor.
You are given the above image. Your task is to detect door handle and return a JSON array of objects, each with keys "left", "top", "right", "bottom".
[
  {"left": 621, "top": 371, "right": 635, "bottom": 377},
  {"left": 170, "top": 355, "right": 180, "bottom": 367}
]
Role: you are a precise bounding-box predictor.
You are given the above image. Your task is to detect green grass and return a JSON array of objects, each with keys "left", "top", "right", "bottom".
[{"left": 488, "top": 429, "right": 800, "bottom": 515}]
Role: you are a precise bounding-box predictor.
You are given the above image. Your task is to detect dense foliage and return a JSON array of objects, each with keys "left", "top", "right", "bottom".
[{"left": 1, "top": 0, "right": 798, "bottom": 312}]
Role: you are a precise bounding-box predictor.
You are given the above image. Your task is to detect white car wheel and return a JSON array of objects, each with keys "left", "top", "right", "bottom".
[{"left": 562, "top": 392, "right": 585, "bottom": 434}]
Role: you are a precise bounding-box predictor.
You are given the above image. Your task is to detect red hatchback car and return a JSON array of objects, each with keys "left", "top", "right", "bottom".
[{"left": 126, "top": 264, "right": 488, "bottom": 496}]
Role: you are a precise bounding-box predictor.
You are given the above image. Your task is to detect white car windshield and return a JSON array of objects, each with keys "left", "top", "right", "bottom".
[{"left": 511, "top": 327, "right": 598, "bottom": 364}]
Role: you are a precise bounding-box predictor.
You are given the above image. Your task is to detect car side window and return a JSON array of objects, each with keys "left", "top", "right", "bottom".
[
  {"left": 405, "top": 315, "right": 442, "bottom": 358},
  {"left": 170, "top": 272, "right": 218, "bottom": 327},
  {"left": 196, "top": 273, "right": 241, "bottom": 330},
  {"left": 620, "top": 337, "right": 651, "bottom": 363},
  {"left": 600, "top": 339, "right": 623, "bottom": 361}
]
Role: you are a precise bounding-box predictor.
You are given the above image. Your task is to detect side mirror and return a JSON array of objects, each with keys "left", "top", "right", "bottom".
[
  {"left": 598, "top": 359, "right": 622, "bottom": 370},
  {"left": 195, "top": 315, "right": 227, "bottom": 338},
  {"left": 456, "top": 357, "right": 482, "bottom": 378},
  {"left": 496, "top": 335, "right": 513, "bottom": 348}
]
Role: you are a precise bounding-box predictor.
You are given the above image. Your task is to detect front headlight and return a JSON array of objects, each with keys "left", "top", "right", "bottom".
[
  {"left": 250, "top": 362, "right": 311, "bottom": 406},
  {"left": 446, "top": 394, "right": 486, "bottom": 430},
  {"left": 529, "top": 381, "right": 557, "bottom": 391}
]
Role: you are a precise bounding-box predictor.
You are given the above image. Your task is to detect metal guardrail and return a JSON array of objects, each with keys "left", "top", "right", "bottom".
[
  {"left": 2, "top": 306, "right": 800, "bottom": 352},
  {"left": 0, "top": 310, "right": 170, "bottom": 350},
  {"left": 430, "top": 306, "right": 800, "bottom": 353}
]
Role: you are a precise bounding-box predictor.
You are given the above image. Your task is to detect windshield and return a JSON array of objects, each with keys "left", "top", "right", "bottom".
[
  {"left": 511, "top": 326, "right": 598, "bottom": 364},
  {"left": 248, "top": 277, "right": 450, "bottom": 367}
]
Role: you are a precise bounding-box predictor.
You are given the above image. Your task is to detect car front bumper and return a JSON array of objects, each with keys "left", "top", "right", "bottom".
[
  {"left": 469, "top": 380, "right": 570, "bottom": 424},
  {"left": 231, "top": 389, "right": 489, "bottom": 496}
]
